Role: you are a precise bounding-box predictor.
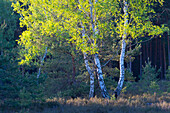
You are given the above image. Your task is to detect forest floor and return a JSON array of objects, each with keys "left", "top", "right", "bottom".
[
  {"left": 1, "top": 93, "right": 170, "bottom": 113},
  {"left": 1, "top": 80, "right": 170, "bottom": 113}
]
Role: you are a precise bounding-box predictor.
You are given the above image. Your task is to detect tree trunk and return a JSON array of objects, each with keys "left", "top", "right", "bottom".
[
  {"left": 115, "top": 40, "right": 126, "bottom": 97},
  {"left": 150, "top": 41, "right": 152, "bottom": 62},
  {"left": 155, "top": 37, "right": 158, "bottom": 66},
  {"left": 84, "top": 53, "right": 94, "bottom": 98},
  {"left": 81, "top": 22, "right": 94, "bottom": 98},
  {"left": 168, "top": 34, "right": 170, "bottom": 67},
  {"left": 140, "top": 47, "right": 142, "bottom": 79},
  {"left": 89, "top": 0, "right": 109, "bottom": 98},
  {"left": 143, "top": 44, "right": 146, "bottom": 63},
  {"left": 147, "top": 42, "right": 149, "bottom": 60},
  {"left": 163, "top": 36, "right": 166, "bottom": 78},
  {"left": 159, "top": 38, "right": 163, "bottom": 79},
  {"left": 71, "top": 54, "right": 76, "bottom": 83},
  {"left": 94, "top": 53, "right": 110, "bottom": 98},
  {"left": 166, "top": 10, "right": 170, "bottom": 67},
  {"left": 129, "top": 39, "right": 132, "bottom": 72},
  {"left": 114, "top": 0, "right": 127, "bottom": 98},
  {"left": 37, "top": 47, "right": 47, "bottom": 78}
]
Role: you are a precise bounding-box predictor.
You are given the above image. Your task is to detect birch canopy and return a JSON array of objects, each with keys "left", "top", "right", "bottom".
[{"left": 12, "top": 0, "right": 118, "bottom": 64}]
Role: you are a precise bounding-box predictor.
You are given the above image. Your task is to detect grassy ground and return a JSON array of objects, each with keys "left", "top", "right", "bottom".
[{"left": 1, "top": 92, "right": 169, "bottom": 113}]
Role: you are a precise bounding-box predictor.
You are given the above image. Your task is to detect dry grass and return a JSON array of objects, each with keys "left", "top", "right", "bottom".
[
  {"left": 1, "top": 79, "right": 170, "bottom": 113},
  {"left": 1, "top": 93, "right": 170, "bottom": 113},
  {"left": 15, "top": 93, "right": 168, "bottom": 113}
]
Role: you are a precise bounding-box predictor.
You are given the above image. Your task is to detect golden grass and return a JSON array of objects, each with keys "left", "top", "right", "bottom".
[{"left": 40, "top": 93, "right": 170, "bottom": 113}]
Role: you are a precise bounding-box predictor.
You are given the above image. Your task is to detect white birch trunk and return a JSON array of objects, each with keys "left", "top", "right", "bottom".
[
  {"left": 37, "top": 47, "right": 47, "bottom": 78},
  {"left": 94, "top": 53, "right": 110, "bottom": 98},
  {"left": 83, "top": 53, "right": 94, "bottom": 98},
  {"left": 115, "top": 0, "right": 128, "bottom": 98},
  {"left": 78, "top": 0, "right": 94, "bottom": 98},
  {"left": 89, "top": 0, "right": 110, "bottom": 98},
  {"left": 81, "top": 23, "right": 94, "bottom": 98}
]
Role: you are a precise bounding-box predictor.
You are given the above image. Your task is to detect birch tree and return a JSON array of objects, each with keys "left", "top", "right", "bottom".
[
  {"left": 112, "top": 0, "right": 168, "bottom": 98},
  {"left": 12, "top": 0, "right": 115, "bottom": 98},
  {"left": 12, "top": 0, "right": 168, "bottom": 98}
]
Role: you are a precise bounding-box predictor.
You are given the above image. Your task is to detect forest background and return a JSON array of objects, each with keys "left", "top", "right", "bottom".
[{"left": 0, "top": 0, "right": 170, "bottom": 112}]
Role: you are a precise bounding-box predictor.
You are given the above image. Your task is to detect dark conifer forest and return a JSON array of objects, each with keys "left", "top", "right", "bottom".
[{"left": 0, "top": 0, "right": 170, "bottom": 112}]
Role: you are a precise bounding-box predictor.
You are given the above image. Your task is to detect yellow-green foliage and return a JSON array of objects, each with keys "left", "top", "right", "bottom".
[{"left": 12, "top": 0, "right": 168, "bottom": 64}]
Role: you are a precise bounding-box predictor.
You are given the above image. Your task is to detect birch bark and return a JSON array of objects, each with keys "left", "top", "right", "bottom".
[
  {"left": 37, "top": 47, "right": 47, "bottom": 78},
  {"left": 114, "top": 0, "right": 128, "bottom": 98},
  {"left": 84, "top": 53, "right": 94, "bottom": 98},
  {"left": 81, "top": 23, "right": 94, "bottom": 98},
  {"left": 89, "top": 0, "right": 110, "bottom": 98},
  {"left": 94, "top": 53, "right": 110, "bottom": 98}
]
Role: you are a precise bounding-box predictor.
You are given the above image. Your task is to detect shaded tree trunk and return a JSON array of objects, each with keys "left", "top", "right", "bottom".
[
  {"left": 163, "top": 36, "right": 166, "bottom": 78},
  {"left": 159, "top": 38, "right": 163, "bottom": 79},
  {"left": 147, "top": 42, "right": 149, "bottom": 60},
  {"left": 143, "top": 44, "right": 146, "bottom": 63},
  {"left": 150, "top": 41, "right": 152, "bottom": 62},
  {"left": 129, "top": 39, "right": 132, "bottom": 72},
  {"left": 168, "top": 34, "right": 170, "bottom": 67},
  {"left": 140, "top": 47, "right": 142, "bottom": 79},
  {"left": 155, "top": 37, "right": 158, "bottom": 66},
  {"left": 71, "top": 54, "right": 76, "bottom": 83}
]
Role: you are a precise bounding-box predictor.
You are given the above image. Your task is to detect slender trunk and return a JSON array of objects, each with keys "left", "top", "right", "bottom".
[
  {"left": 159, "top": 38, "right": 163, "bottom": 79},
  {"left": 168, "top": 34, "right": 170, "bottom": 67},
  {"left": 163, "top": 36, "right": 166, "bottom": 79},
  {"left": 147, "top": 42, "right": 149, "bottom": 60},
  {"left": 143, "top": 44, "right": 145, "bottom": 63},
  {"left": 71, "top": 55, "right": 76, "bottom": 83},
  {"left": 150, "top": 41, "right": 152, "bottom": 62},
  {"left": 94, "top": 53, "right": 110, "bottom": 98},
  {"left": 84, "top": 53, "right": 94, "bottom": 98},
  {"left": 95, "top": 70, "right": 99, "bottom": 89},
  {"left": 155, "top": 37, "right": 158, "bottom": 66},
  {"left": 89, "top": 0, "right": 109, "bottom": 98},
  {"left": 81, "top": 22, "right": 94, "bottom": 98},
  {"left": 115, "top": 40, "right": 126, "bottom": 97},
  {"left": 115, "top": 0, "right": 127, "bottom": 98},
  {"left": 166, "top": 11, "right": 170, "bottom": 67},
  {"left": 129, "top": 39, "right": 132, "bottom": 72},
  {"left": 70, "top": 43, "right": 76, "bottom": 83},
  {"left": 69, "top": 52, "right": 76, "bottom": 83},
  {"left": 140, "top": 47, "right": 142, "bottom": 79},
  {"left": 37, "top": 47, "right": 47, "bottom": 78}
]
